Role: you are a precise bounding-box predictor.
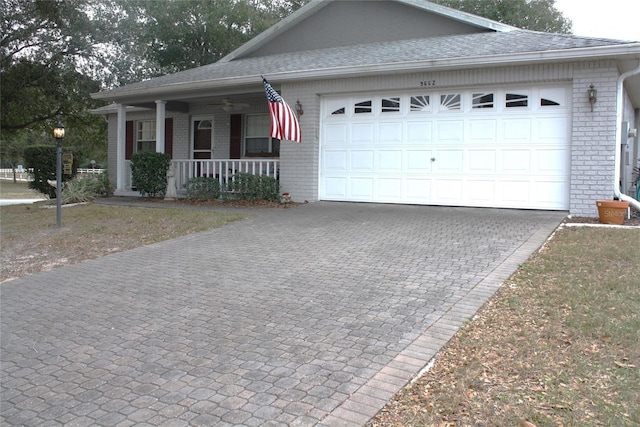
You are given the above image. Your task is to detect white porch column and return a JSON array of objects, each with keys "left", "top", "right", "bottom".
[
  {"left": 116, "top": 103, "right": 126, "bottom": 191},
  {"left": 155, "top": 100, "right": 166, "bottom": 153}
]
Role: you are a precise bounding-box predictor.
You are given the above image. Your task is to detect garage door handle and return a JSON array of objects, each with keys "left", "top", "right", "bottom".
[{"left": 431, "top": 157, "right": 436, "bottom": 162}]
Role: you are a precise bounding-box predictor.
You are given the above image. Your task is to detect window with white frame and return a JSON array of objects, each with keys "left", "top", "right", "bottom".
[
  {"left": 245, "top": 114, "right": 280, "bottom": 157},
  {"left": 137, "top": 120, "right": 156, "bottom": 152}
]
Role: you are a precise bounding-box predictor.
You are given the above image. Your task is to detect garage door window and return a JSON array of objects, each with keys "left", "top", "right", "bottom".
[
  {"left": 472, "top": 93, "right": 494, "bottom": 109},
  {"left": 540, "top": 87, "right": 564, "bottom": 107},
  {"left": 440, "top": 94, "right": 461, "bottom": 111},
  {"left": 410, "top": 95, "right": 431, "bottom": 112},
  {"left": 355, "top": 100, "right": 372, "bottom": 114},
  {"left": 506, "top": 93, "right": 529, "bottom": 108},
  {"left": 382, "top": 97, "right": 401, "bottom": 113}
]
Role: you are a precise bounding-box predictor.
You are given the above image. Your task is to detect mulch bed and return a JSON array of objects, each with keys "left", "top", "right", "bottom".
[
  {"left": 120, "top": 197, "right": 303, "bottom": 209},
  {"left": 564, "top": 215, "right": 640, "bottom": 226}
]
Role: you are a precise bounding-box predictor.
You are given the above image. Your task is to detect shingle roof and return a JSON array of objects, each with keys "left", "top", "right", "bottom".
[{"left": 94, "top": 30, "right": 638, "bottom": 100}]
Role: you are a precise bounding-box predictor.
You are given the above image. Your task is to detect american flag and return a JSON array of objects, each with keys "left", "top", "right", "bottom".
[{"left": 263, "top": 77, "right": 301, "bottom": 143}]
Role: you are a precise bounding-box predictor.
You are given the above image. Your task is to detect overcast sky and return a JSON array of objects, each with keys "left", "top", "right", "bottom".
[{"left": 554, "top": 0, "right": 640, "bottom": 41}]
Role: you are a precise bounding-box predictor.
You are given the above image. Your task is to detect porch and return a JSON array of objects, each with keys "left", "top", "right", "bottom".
[{"left": 117, "top": 158, "right": 280, "bottom": 197}]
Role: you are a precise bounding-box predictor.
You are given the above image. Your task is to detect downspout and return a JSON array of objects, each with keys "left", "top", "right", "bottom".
[{"left": 614, "top": 60, "right": 640, "bottom": 211}]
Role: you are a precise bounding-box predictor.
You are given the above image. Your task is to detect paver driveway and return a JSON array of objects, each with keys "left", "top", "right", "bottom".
[{"left": 1, "top": 202, "right": 564, "bottom": 426}]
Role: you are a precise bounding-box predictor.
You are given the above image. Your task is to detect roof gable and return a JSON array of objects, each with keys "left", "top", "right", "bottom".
[{"left": 221, "top": 0, "right": 516, "bottom": 61}]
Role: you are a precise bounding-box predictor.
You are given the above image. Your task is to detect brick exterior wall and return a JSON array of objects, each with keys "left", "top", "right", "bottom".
[{"left": 570, "top": 61, "right": 620, "bottom": 217}]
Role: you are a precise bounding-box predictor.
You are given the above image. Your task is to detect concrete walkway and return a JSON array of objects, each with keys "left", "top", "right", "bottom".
[{"left": 1, "top": 202, "right": 565, "bottom": 426}]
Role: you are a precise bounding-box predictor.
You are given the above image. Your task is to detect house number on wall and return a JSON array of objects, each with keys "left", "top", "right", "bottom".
[{"left": 419, "top": 80, "right": 436, "bottom": 87}]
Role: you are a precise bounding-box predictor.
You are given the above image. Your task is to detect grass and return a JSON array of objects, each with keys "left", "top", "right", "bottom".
[
  {"left": 369, "top": 226, "right": 640, "bottom": 426},
  {"left": 0, "top": 180, "right": 47, "bottom": 199},
  {"left": 0, "top": 181, "right": 248, "bottom": 282}
]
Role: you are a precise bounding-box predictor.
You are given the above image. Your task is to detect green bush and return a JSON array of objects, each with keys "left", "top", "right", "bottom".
[
  {"left": 24, "top": 145, "right": 78, "bottom": 198},
  {"left": 62, "top": 173, "right": 113, "bottom": 204},
  {"left": 227, "top": 173, "right": 279, "bottom": 201},
  {"left": 185, "top": 177, "right": 221, "bottom": 200},
  {"left": 130, "top": 152, "right": 171, "bottom": 197}
]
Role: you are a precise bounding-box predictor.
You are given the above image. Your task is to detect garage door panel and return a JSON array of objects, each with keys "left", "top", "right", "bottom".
[
  {"left": 434, "top": 150, "right": 463, "bottom": 172},
  {"left": 501, "top": 181, "right": 531, "bottom": 204},
  {"left": 379, "top": 122, "right": 403, "bottom": 143},
  {"left": 323, "top": 177, "right": 348, "bottom": 198},
  {"left": 537, "top": 117, "right": 567, "bottom": 140},
  {"left": 502, "top": 150, "right": 531, "bottom": 173},
  {"left": 324, "top": 124, "right": 348, "bottom": 145},
  {"left": 405, "top": 179, "right": 431, "bottom": 200},
  {"left": 407, "top": 121, "right": 433, "bottom": 143},
  {"left": 534, "top": 180, "right": 569, "bottom": 209},
  {"left": 378, "top": 150, "right": 402, "bottom": 171},
  {"left": 350, "top": 178, "right": 374, "bottom": 198},
  {"left": 468, "top": 119, "right": 497, "bottom": 143},
  {"left": 406, "top": 150, "right": 432, "bottom": 171},
  {"left": 434, "top": 179, "right": 463, "bottom": 201},
  {"left": 535, "top": 149, "right": 569, "bottom": 174},
  {"left": 467, "top": 180, "right": 496, "bottom": 203},
  {"left": 503, "top": 118, "right": 532, "bottom": 141},
  {"left": 468, "top": 150, "right": 497, "bottom": 173},
  {"left": 351, "top": 151, "right": 375, "bottom": 171},
  {"left": 436, "top": 120, "right": 464, "bottom": 142},
  {"left": 378, "top": 178, "right": 403, "bottom": 199},
  {"left": 323, "top": 150, "right": 348, "bottom": 171},
  {"left": 351, "top": 124, "right": 375, "bottom": 144}
]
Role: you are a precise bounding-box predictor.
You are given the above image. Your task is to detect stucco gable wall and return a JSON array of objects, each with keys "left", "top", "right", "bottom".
[{"left": 245, "top": 0, "right": 485, "bottom": 58}]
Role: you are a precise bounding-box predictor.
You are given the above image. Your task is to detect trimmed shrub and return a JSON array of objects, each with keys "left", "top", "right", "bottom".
[
  {"left": 227, "top": 173, "right": 280, "bottom": 201},
  {"left": 24, "top": 145, "right": 78, "bottom": 198},
  {"left": 185, "top": 177, "right": 221, "bottom": 200},
  {"left": 130, "top": 152, "right": 171, "bottom": 197}
]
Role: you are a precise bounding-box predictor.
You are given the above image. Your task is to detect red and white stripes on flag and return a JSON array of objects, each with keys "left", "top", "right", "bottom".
[{"left": 263, "top": 77, "right": 301, "bottom": 143}]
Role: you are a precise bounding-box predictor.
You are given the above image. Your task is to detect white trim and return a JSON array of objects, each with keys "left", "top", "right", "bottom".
[
  {"left": 155, "top": 100, "right": 167, "bottom": 153},
  {"left": 116, "top": 104, "right": 126, "bottom": 191}
]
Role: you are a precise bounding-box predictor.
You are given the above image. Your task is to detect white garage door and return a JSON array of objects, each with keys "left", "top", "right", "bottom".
[{"left": 320, "top": 85, "right": 570, "bottom": 210}]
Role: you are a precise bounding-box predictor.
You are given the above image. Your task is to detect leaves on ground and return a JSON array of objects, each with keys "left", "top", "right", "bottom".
[{"left": 368, "top": 227, "right": 640, "bottom": 426}]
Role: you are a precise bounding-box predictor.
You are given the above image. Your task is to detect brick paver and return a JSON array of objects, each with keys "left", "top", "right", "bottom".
[{"left": 1, "top": 201, "right": 564, "bottom": 426}]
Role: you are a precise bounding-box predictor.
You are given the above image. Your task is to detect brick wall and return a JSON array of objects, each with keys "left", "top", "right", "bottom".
[{"left": 570, "top": 61, "right": 619, "bottom": 217}]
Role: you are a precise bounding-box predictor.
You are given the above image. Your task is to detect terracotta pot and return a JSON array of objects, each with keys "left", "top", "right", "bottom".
[{"left": 596, "top": 200, "right": 629, "bottom": 225}]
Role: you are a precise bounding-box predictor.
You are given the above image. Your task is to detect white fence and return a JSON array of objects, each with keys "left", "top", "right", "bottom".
[
  {"left": 171, "top": 159, "right": 280, "bottom": 191},
  {"left": 0, "top": 168, "right": 104, "bottom": 181}
]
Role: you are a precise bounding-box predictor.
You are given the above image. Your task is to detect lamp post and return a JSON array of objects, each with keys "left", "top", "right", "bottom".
[{"left": 53, "top": 121, "right": 65, "bottom": 228}]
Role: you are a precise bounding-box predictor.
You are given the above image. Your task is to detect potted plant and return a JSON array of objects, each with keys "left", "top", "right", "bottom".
[{"left": 596, "top": 199, "right": 629, "bottom": 225}]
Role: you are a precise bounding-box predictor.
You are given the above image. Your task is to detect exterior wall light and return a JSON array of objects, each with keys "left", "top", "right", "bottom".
[
  {"left": 295, "top": 100, "right": 304, "bottom": 117},
  {"left": 588, "top": 84, "right": 597, "bottom": 112}
]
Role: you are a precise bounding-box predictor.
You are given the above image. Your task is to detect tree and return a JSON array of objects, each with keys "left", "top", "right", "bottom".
[
  {"left": 433, "top": 0, "right": 572, "bottom": 33},
  {"left": 112, "top": 0, "right": 310, "bottom": 76},
  {"left": 1, "top": 0, "right": 111, "bottom": 169}
]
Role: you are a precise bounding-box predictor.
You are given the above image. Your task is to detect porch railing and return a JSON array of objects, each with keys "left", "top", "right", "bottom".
[{"left": 171, "top": 159, "right": 280, "bottom": 193}]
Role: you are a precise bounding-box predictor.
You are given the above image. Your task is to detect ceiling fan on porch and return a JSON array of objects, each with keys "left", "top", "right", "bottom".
[{"left": 215, "top": 98, "right": 250, "bottom": 112}]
